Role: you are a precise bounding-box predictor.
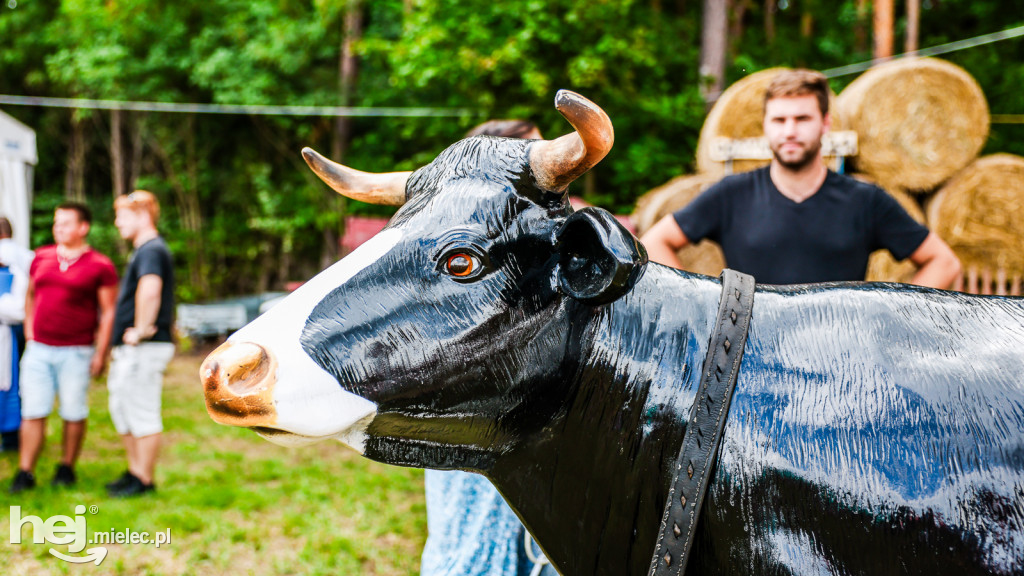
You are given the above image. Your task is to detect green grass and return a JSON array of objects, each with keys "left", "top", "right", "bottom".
[{"left": 1, "top": 350, "right": 427, "bottom": 575}]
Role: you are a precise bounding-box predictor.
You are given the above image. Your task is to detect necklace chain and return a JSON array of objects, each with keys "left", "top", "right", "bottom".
[{"left": 57, "top": 247, "right": 85, "bottom": 272}]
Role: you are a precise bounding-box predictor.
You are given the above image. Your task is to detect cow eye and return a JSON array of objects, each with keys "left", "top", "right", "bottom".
[{"left": 445, "top": 253, "right": 477, "bottom": 277}]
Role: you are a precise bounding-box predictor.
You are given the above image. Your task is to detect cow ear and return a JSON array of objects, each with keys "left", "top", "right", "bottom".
[{"left": 555, "top": 208, "right": 648, "bottom": 305}]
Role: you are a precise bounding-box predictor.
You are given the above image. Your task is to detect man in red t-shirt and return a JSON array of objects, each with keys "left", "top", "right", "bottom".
[{"left": 9, "top": 203, "right": 118, "bottom": 493}]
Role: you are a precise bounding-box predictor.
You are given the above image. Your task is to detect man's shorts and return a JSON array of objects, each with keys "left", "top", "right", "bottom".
[
  {"left": 107, "top": 342, "right": 175, "bottom": 437},
  {"left": 19, "top": 341, "right": 94, "bottom": 421}
]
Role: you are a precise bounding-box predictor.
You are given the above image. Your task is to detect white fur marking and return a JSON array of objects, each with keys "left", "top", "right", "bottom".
[{"left": 230, "top": 229, "right": 402, "bottom": 452}]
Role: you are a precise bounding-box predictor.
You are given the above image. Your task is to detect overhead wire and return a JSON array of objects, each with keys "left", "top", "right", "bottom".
[
  {"left": 0, "top": 25, "right": 1022, "bottom": 119},
  {"left": 822, "top": 24, "right": 1024, "bottom": 78},
  {"left": 0, "top": 94, "right": 472, "bottom": 117}
]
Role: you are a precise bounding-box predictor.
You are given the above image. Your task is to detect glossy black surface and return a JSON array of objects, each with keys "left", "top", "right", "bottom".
[{"left": 299, "top": 135, "right": 1024, "bottom": 575}]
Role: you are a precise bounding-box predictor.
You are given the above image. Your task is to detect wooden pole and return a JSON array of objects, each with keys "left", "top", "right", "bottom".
[
  {"left": 905, "top": 0, "right": 920, "bottom": 53},
  {"left": 873, "top": 0, "right": 894, "bottom": 61}
]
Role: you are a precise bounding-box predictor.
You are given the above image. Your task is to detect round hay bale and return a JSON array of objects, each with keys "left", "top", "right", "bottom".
[
  {"left": 835, "top": 57, "right": 989, "bottom": 193},
  {"left": 926, "top": 154, "right": 1024, "bottom": 278},
  {"left": 696, "top": 69, "right": 784, "bottom": 177},
  {"left": 631, "top": 173, "right": 725, "bottom": 276},
  {"left": 863, "top": 180, "right": 926, "bottom": 283},
  {"left": 696, "top": 68, "right": 843, "bottom": 177}
]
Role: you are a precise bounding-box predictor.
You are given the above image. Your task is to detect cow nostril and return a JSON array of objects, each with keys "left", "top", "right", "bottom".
[
  {"left": 223, "top": 342, "right": 272, "bottom": 396},
  {"left": 202, "top": 342, "right": 273, "bottom": 397}
]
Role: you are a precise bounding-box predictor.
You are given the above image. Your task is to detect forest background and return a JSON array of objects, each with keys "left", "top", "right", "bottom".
[{"left": 1, "top": 0, "right": 1022, "bottom": 302}]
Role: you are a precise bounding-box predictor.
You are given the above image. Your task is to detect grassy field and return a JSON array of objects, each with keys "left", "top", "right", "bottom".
[{"left": 1, "top": 349, "right": 427, "bottom": 576}]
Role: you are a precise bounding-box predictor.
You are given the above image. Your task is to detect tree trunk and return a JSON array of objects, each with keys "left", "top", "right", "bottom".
[
  {"left": 332, "top": 0, "right": 362, "bottom": 162},
  {"left": 111, "top": 109, "right": 126, "bottom": 200},
  {"left": 129, "top": 112, "right": 146, "bottom": 193},
  {"left": 729, "top": 0, "right": 751, "bottom": 55},
  {"left": 278, "top": 232, "right": 293, "bottom": 289},
  {"left": 905, "top": 0, "right": 920, "bottom": 54},
  {"left": 109, "top": 109, "right": 129, "bottom": 257},
  {"left": 873, "top": 0, "right": 894, "bottom": 61},
  {"left": 151, "top": 116, "right": 206, "bottom": 298},
  {"left": 64, "top": 112, "right": 88, "bottom": 202},
  {"left": 324, "top": 0, "right": 363, "bottom": 270},
  {"left": 854, "top": 0, "right": 870, "bottom": 54},
  {"left": 256, "top": 240, "right": 273, "bottom": 294},
  {"left": 700, "top": 0, "right": 728, "bottom": 106},
  {"left": 764, "top": 0, "right": 775, "bottom": 44},
  {"left": 184, "top": 115, "right": 207, "bottom": 297},
  {"left": 800, "top": 11, "right": 814, "bottom": 38}
]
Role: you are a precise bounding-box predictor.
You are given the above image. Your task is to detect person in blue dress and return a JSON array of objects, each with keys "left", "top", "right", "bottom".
[
  {"left": 420, "top": 121, "right": 559, "bottom": 576},
  {"left": 0, "top": 216, "right": 33, "bottom": 452}
]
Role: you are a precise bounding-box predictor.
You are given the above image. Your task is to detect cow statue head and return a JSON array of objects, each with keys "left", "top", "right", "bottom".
[{"left": 201, "top": 91, "right": 647, "bottom": 470}]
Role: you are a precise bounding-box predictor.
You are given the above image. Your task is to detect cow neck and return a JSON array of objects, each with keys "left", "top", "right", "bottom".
[{"left": 489, "top": 266, "right": 722, "bottom": 576}]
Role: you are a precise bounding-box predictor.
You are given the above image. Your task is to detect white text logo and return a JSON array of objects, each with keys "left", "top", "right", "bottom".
[{"left": 9, "top": 505, "right": 172, "bottom": 565}]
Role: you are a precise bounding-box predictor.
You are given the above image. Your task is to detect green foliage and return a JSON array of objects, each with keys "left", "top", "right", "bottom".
[
  {"left": 374, "top": 0, "right": 706, "bottom": 210},
  {"left": 2, "top": 0, "right": 1023, "bottom": 300}
]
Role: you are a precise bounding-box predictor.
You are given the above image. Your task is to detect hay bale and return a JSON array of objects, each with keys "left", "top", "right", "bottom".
[
  {"left": 696, "top": 68, "right": 843, "bottom": 177},
  {"left": 631, "top": 173, "right": 725, "bottom": 276},
  {"left": 835, "top": 57, "right": 989, "bottom": 193},
  {"left": 696, "top": 69, "right": 783, "bottom": 177},
  {"left": 926, "top": 154, "right": 1024, "bottom": 278},
  {"left": 863, "top": 179, "right": 926, "bottom": 283}
]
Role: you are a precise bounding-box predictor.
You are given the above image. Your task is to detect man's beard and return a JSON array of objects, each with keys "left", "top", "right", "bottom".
[{"left": 772, "top": 140, "right": 822, "bottom": 171}]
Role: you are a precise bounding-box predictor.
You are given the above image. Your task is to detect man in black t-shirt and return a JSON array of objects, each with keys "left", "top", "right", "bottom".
[
  {"left": 106, "top": 191, "right": 175, "bottom": 497},
  {"left": 640, "top": 69, "right": 961, "bottom": 288}
]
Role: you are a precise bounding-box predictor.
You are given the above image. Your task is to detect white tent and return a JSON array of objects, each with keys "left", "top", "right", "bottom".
[{"left": 0, "top": 108, "right": 36, "bottom": 249}]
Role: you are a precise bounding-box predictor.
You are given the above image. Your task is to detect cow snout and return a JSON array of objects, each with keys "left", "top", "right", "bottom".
[{"left": 201, "top": 341, "right": 278, "bottom": 428}]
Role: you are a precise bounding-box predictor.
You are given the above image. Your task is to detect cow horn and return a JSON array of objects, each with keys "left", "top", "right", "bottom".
[
  {"left": 302, "top": 147, "right": 411, "bottom": 206},
  {"left": 529, "top": 90, "right": 614, "bottom": 193}
]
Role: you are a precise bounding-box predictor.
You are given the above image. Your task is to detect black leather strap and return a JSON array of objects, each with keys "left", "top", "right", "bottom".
[{"left": 647, "top": 269, "right": 755, "bottom": 576}]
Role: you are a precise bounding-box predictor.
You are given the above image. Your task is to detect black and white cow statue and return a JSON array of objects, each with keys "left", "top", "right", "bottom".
[{"left": 201, "top": 91, "right": 1024, "bottom": 576}]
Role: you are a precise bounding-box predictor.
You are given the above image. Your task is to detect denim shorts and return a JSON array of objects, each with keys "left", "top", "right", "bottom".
[
  {"left": 107, "top": 342, "right": 175, "bottom": 437},
  {"left": 19, "top": 341, "right": 94, "bottom": 421}
]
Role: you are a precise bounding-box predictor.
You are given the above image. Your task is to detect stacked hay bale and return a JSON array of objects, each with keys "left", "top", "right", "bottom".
[
  {"left": 838, "top": 57, "right": 1022, "bottom": 291},
  {"left": 927, "top": 154, "right": 1024, "bottom": 293},
  {"left": 635, "top": 58, "right": 1022, "bottom": 291},
  {"left": 631, "top": 174, "right": 724, "bottom": 276},
  {"left": 835, "top": 57, "right": 989, "bottom": 193}
]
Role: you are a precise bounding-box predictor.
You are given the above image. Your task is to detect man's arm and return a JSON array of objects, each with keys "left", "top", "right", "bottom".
[
  {"left": 123, "top": 274, "right": 162, "bottom": 346},
  {"left": 23, "top": 276, "right": 35, "bottom": 341},
  {"left": 908, "top": 232, "right": 962, "bottom": 290},
  {"left": 92, "top": 284, "right": 118, "bottom": 376},
  {"left": 639, "top": 215, "right": 692, "bottom": 269}
]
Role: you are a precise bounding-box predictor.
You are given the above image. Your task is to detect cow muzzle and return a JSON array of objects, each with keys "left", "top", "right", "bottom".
[
  {"left": 200, "top": 336, "right": 378, "bottom": 452},
  {"left": 201, "top": 341, "right": 278, "bottom": 428}
]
